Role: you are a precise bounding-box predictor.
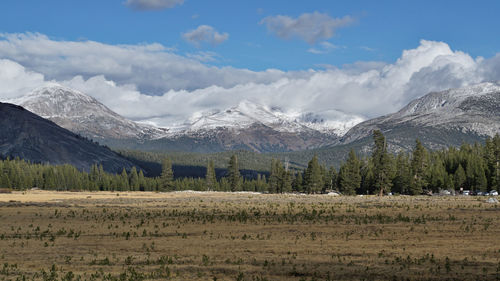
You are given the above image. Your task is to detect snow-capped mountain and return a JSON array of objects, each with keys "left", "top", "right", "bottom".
[
  {"left": 341, "top": 82, "right": 500, "bottom": 150},
  {"left": 167, "top": 100, "right": 363, "bottom": 136},
  {"left": 143, "top": 100, "right": 363, "bottom": 152},
  {"left": 6, "top": 86, "right": 361, "bottom": 152},
  {"left": 9, "top": 84, "right": 169, "bottom": 141}
]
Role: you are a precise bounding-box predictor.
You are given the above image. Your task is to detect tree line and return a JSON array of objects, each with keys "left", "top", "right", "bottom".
[{"left": 1, "top": 132, "right": 499, "bottom": 195}]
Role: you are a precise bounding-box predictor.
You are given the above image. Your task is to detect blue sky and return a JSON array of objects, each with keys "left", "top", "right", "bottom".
[
  {"left": 0, "top": 0, "right": 499, "bottom": 127},
  {"left": 1, "top": 0, "right": 499, "bottom": 71}
]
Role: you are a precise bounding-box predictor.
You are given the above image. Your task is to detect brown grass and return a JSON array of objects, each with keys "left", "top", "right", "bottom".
[{"left": 0, "top": 191, "right": 499, "bottom": 280}]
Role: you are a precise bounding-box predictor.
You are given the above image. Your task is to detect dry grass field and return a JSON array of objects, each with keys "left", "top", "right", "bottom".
[{"left": 1, "top": 191, "right": 500, "bottom": 280}]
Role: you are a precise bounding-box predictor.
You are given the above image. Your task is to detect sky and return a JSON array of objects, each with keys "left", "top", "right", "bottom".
[{"left": 0, "top": 0, "right": 500, "bottom": 127}]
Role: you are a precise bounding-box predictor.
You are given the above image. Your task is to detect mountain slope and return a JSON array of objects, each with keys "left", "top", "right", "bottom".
[
  {"left": 11, "top": 85, "right": 168, "bottom": 141},
  {"left": 341, "top": 82, "right": 500, "bottom": 150},
  {"left": 11, "top": 87, "right": 362, "bottom": 153},
  {"left": 0, "top": 102, "right": 136, "bottom": 173}
]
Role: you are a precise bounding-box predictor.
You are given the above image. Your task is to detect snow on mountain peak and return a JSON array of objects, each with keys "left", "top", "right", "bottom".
[
  {"left": 9, "top": 85, "right": 169, "bottom": 140},
  {"left": 167, "top": 99, "right": 363, "bottom": 136},
  {"left": 400, "top": 82, "right": 500, "bottom": 116}
]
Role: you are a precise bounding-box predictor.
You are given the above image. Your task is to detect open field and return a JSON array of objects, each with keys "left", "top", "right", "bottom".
[{"left": 1, "top": 191, "right": 500, "bottom": 280}]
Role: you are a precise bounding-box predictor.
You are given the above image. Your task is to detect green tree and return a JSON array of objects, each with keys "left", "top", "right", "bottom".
[
  {"left": 409, "top": 140, "right": 428, "bottom": 195},
  {"left": 338, "top": 149, "right": 361, "bottom": 195},
  {"left": 205, "top": 160, "right": 217, "bottom": 191},
  {"left": 129, "top": 167, "right": 139, "bottom": 191},
  {"left": 160, "top": 158, "right": 174, "bottom": 191},
  {"left": 268, "top": 159, "right": 283, "bottom": 193},
  {"left": 392, "top": 152, "right": 411, "bottom": 194},
  {"left": 371, "top": 130, "right": 394, "bottom": 196},
  {"left": 454, "top": 164, "right": 466, "bottom": 190},
  {"left": 303, "top": 155, "right": 323, "bottom": 194},
  {"left": 228, "top": 154, "right": 240, "bottom": 192},
  {"left": 292, "top": 171, "right": 303, "bottom": 192}
]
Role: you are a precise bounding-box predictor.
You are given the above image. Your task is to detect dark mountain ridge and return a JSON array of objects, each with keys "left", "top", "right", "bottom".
[{"left": 0, "top": 102, "right": 136, "bottom": 173}]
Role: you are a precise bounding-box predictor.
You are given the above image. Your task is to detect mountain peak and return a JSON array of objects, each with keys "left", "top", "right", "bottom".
[{"left": 10, "top": 86, "right": 169, "bottom": 141}]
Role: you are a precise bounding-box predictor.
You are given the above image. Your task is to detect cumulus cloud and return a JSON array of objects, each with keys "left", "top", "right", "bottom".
[
  {"left": 124, "top": 0, "right": 184, "bottom": 11},
  {"left": 0, "top": 33, "right": 498, "bottom": 129},
  {"left": 182, "top": 25, "right": 229, "bottom": 47},
  {"left": 260, "top": 12, "right": 354, "bottom": 44},
  {"left": 0, "top": 33, "right": 303, "bottom": 94},
  {"left": 0, "top": 59, "right": 46, "bottom": 99}
]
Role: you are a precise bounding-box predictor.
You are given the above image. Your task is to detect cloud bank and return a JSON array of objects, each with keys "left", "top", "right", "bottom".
[
  {"left": 0, "top": 32, "right": 499, "bottom": 128},
  {"left": 261, "top": 12, "right": 354, "bottom": 44}
]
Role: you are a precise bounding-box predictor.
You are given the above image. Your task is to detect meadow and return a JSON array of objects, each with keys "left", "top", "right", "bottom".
[{"left": 0, "top": 191, "right": 499, "bottom": 280}]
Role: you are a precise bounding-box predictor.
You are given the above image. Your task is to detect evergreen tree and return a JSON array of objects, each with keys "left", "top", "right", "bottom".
[
  {"left": 160, "top": 158, "right": 174, "bottom": 191},
  {"left": 228, "top": 154, "right": 240, "bottom": 192},
  {"left": 303, "top": 155, "right": 323, "bottom": 194},
  {"left": 485, "top": 134, "right": 500, "bottom": 191},
  {"left": 392, "top": 152, "right": 411, "bottom": 194},
  {"left": 428, "top": 155, "right": 446, "bottom": 192},
  {"left": 371, "top": 130, "right": 394, "bottom": 196},
  {"left": 454, "top": 164, "right": 466, "bottom": 191},
  {"left": 268, "top": 159, "right": 283, "bottom": 193},
  {"left": 138, "top": 170, "right": 146, "bottom": 191},
  {"left": 205, "top": 160, "right": 217, "bottom": 191},
  {"left": 323, "top": 166, "right": 337, "bottom": 192},
  {"left": 338, "top": 149, "right": 361, "bottom": 195},
  {"left": 409, "top": 140, "right": 428, "bottom": 195},
  {"left": 292, "top": 171, "right": 303, "bottom": 192},
  {"left": 120, "top": 168, "right": 129, "bottom": 191},
  {"left": 281, "top": 170, "right": 293, "bottom": 193},
  {"left": 129, "top": 167, "right": 139, "bottom": 191}
]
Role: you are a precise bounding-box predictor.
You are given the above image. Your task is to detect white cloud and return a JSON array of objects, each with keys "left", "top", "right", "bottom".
[
  {"left": 182, "top": 25, "right": 229, "bottom": 47},
  {"left": 0, "top": 33, "right": 302, "bottom": 94},
  {"left": 0, "top": 34, "right": 497, "bottom": 129},
  {"left": 185, "top": 51, "right": 220, "bottom": 62},
  {"left": 307, "top": 41, "right": 340, "bottom": 54},
  {"left": 124, "top": 0, "right": 184, "bottom": 11},
  {"left": 0, "top": 59, "right": 46, "bottom": 99},
  {"left": 260, "top": 12, "right": 354, "bottom": 44}
]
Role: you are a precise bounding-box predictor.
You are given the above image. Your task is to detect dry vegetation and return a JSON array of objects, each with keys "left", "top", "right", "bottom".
[{"left": 1, "top": 191, "right": 500, "bottom": 280}]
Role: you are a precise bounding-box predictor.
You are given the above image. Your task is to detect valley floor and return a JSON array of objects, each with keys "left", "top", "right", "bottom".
[{"left": 0, "top": 191, "right": 499, "bottom": 280}]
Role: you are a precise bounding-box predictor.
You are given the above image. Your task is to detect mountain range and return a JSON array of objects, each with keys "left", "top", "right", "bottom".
[{"left": 3, "top": 82, "right": 499, "bottom": 162}]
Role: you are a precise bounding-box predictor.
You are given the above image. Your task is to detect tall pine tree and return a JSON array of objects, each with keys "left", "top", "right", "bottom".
[
  {"left": 338, "top": 149, "right": 361, "bottom": 195},
  {"left": 228, "top": 154, "right": 240, "bottom": 192},
  {"left": 205, "top": 160, "right": 217, "bottom": 191},
  {"left": 371, "top": 130, "right": 394, "bottom": 196}
]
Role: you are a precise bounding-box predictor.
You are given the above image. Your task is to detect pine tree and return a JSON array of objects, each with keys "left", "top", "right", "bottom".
[
  {"left": 138, "top": 170, "right": 146, "bottom": 191},
  {"left": 338, "top": 149, "right": 361, "bottom": 195},
  {"left": 281, "top": 169, "right": 293, "bottom": 193},
  {"left": 160, "top": 158, "right": 174, "bottom": 191},
  {"left": 409, "top": 140, "right": 428, "bottom": 195},
  {"left": 323, "top": 166, "right": 337, "bottom": 192},
  {"left": 120, "top": 168, "right": 129, "bottom": 191},
  {"left": 454, "top": 164, "right": 466, "bottom": 191},
  {"left": 129, "top": 167, "right": 139, "bottom": 191},
  {"left": 371, "top": 130, "right": 394, "bottom": 196},
  {"left": 485, "top": 134, "right": 500, "bottom": 191},
  {"left": 303, "top": 155, "right": 323, "bottom": 194},
  {"left": 292, "top": 171, "right": 303, "bottom": 192},
  {"left": 393, "top": 152, "right": 411, "bottom": 194},
  {"left": 228, "top": 154, "right": 240, "bottom": 192},
  {"left": 268, "top": 159, "right": 282, "bottom": 193},
  {"left": 428, "top": 155, "right": 446, "bottom": 192},
  {"left": 205, "top": 160, "right": 217, "bottom": 191}
]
